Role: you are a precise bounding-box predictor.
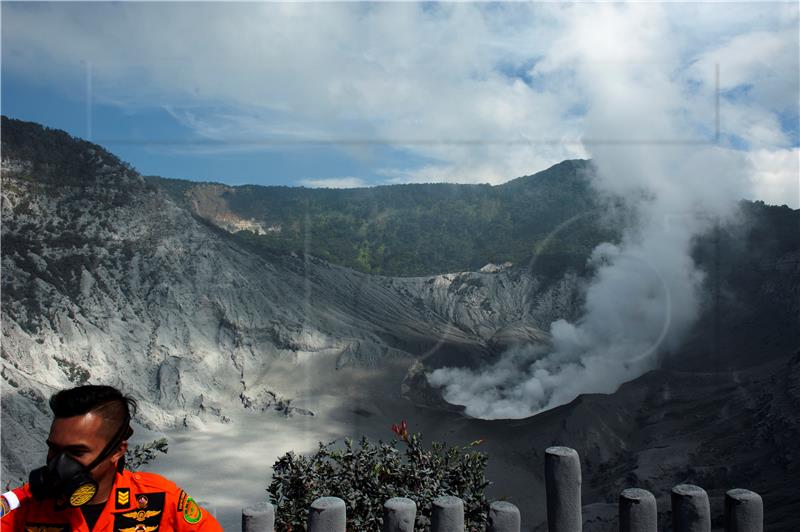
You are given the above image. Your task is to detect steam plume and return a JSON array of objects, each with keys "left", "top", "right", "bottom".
[{"left": 428, "top": 5, "right": 754, "bottom": 419}]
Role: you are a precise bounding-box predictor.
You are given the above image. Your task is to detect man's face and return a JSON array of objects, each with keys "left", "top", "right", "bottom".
[{"left": 46, "top": 412, "right": 123, "bottom": 482}]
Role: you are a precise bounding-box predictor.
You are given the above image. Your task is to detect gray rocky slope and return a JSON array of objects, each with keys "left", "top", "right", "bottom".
[
  {"left": 0, "top": 144, "right": 579, "bottom": 480},
  {"left": 2, "top": 120, "right": 798, "bottom": 530}
]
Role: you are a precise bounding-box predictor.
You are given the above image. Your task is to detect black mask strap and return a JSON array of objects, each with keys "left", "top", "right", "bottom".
[{"left": 85, "top": 414, "right": 132, "bottom": 473}]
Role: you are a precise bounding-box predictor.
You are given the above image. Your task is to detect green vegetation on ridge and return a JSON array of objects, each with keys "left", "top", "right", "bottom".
[
  {"left": 1, "top": 116, "right": 137, "bottom": 186},
  {"left": 152, "top": 160, "right": 621, "bottom": 277}
]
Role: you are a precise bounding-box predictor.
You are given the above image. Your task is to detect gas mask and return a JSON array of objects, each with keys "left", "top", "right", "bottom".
[{"left": 29, "top": 416, "right": 132, "bottom": 507}]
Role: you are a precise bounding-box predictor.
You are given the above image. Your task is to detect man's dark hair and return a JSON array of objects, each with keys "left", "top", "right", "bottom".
[{"left": 49, "top": 385, "right": 136, "bottom": 439}]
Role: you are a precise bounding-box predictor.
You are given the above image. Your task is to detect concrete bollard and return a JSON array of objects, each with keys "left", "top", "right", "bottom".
[
  {"left": 545, "top": 446, "right": 582, "bottom": 532},
  {"left": 619, "top": 488, "right": 657, "bottom": 532},
  {"left": 724, "top": 489, "right": 763, "bottom": 532},
  {"left": 383, "top": 497, "right": 417, "bottom": 532},
  {"left": 488, "top": 501, "right": 521, "bottom": 532},
  {"left": 431, "top": 495, "right": 465, "bottom": 532},
  {"left": 307, "top": 496, "right": 346, "bottom": 532},
  {"left": 242, "top": 502, "right": 275, "bottom": 532},
  {"left": 671, "top": 484, "right": 711, "bottom": 532}
]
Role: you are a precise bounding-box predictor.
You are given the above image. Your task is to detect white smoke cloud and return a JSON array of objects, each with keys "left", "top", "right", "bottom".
[{"left": 428, "top": 4, "right": 766, "bottom": 419}]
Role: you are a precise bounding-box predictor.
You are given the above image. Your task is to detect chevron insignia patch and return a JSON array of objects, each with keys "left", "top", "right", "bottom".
[{"left": 116, "top": 488, "right": 131, "bottom": 509}]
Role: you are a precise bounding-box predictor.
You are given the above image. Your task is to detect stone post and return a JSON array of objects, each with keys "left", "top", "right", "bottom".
[
  {"left": 488, "top": 501, "right": 521, "bottom": 532},
  {"left": 671, "top": 484, "right": 711, "bottom": 532},
  {"left": 307, "top": 496, "right": 346, "bottom": 532},
  {"left": 431, "top": 495, "right": 464, "bottom": 532},
  {"left": 724, "top": 489, "right": 763, "bottom": 532},
  {"left": 242, "top": 502, "right": 275, "bottom": 532},
  {"left": 545, "top": 446, "right": 582, "bottom": 532},
  {"left": 383, "top": 497, "right": 416, "bottom": 532},
  {"left": 619, "top": 488, "right": 657, "bottom": 532}
]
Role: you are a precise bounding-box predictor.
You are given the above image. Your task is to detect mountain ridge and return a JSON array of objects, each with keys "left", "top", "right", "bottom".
[{"left": 146, "top": 156, "right": 615, "bottom": 277}]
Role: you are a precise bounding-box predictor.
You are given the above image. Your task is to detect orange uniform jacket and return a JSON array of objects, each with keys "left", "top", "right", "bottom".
[{"left": 0, "top": 469, "right": 222, "bottom": 531}]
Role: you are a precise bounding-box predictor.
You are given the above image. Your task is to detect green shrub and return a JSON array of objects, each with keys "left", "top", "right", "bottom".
[
  {"left": 268, "top": 421, "right": 490, "bottom": 531},
  {"left": 126, "top": 438, "right": 169, "bottom": 471}
]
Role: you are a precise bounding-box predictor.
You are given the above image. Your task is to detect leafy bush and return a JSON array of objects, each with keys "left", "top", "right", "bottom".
[
  {"left": 268, "top": 421, "right": 490, "bottom": 531},
  {"left": 126, "top": 438, "right": 169, "bottom": 471}
]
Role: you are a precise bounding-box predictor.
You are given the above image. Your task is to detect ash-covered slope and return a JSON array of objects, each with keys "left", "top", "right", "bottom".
[{"left": 0, "top": 117, "right": 580, "bottom": 483}]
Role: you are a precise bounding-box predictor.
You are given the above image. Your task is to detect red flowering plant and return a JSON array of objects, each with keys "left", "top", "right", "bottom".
[
  {"left": 390, "top": 420, "right": 409, "bottom": 441},
  {"left": 269, "top": 420, "right": 490, "bottom": 531}
]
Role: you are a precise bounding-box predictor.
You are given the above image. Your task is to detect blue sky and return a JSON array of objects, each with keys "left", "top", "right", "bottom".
[
  {"left": 2, "top": 72, "right": 437, "bottom": 186},
  {"left": 1, "top": 2, "right": 798, "bottom": 205}
]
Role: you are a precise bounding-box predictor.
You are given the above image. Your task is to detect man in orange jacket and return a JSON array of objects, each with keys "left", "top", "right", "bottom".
[{"left": 1, "top": 385, "right": 222, "bottom": 531}]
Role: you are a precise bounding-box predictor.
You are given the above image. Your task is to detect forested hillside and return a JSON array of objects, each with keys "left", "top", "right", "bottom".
[{"left": 150, "top": 160, "right": 621, "bottom": 277}]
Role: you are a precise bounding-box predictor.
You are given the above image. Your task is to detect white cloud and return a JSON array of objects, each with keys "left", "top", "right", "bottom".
[
  {"left": 747, "top": 148, "right": 800, "bottom": 209},
  {"left": 0, "top": 3, "right": 583, "bottom": 181},
  {"left": 690, "top": 28, "right": 799, "bottom": 114},
  {"left": 299, "top": 177, "right": 369, "bottom": 189},
  {"left": 2, "top": 2, "right": 796, "bottom": 190}
]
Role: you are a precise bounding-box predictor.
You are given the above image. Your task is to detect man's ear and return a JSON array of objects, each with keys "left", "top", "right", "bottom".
[{"left": 112, "top": 440, "right": 128, "bottom": 463}]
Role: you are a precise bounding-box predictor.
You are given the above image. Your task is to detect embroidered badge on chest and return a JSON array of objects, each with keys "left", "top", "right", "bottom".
[
  {"left": 122, "top": 509, "right": 162, "bottom": 522},
  {"left": 114, "top": 492, "right": 164, "bottom": 532},
  {"left": 136, "top": 495, "right": 148, "bottom": 509},
  {"left": 116, "top": 525, "right": 158, "bottom": 532},
  {"left": 116, "top": 488, "right": 131, "bottom": 509}
]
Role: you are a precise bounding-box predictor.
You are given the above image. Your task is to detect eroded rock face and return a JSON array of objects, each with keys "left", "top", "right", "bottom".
[
  {"left": 186, "top": 184, "right": 275, "bottom": 235},
  {"left": 0, "top": 155, "right": 582, "bottom": 482}
]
